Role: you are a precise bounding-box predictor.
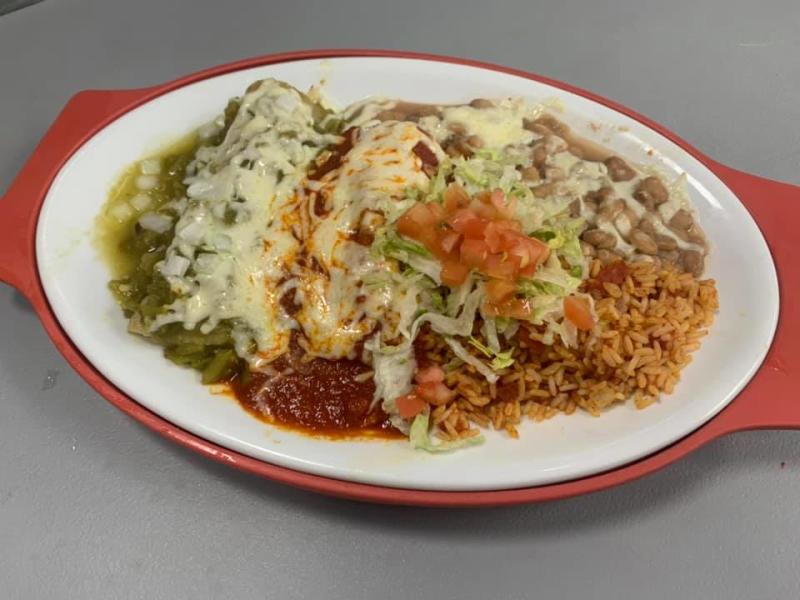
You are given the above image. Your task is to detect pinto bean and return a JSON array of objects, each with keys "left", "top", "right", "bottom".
[
  {"left": 444, "top": 142, "right": 462, "bottom": 158},
  {"left": 581, "top": 241, "right": 596, "bottom": 257},
  {"left": 469, "top": 98, "right": 495, "bottom": 109},
  {"left": 582, "top": 228, "right": 617, "bottom": 249},
  {"left": 569, "top": 199, "right": 581, "bottom": 218},
  {"left": 659, "top": 249, "right": 681, "bottom": 264},
  {"left": 443, "top": 135, "right": 472, "bottom": 158},
  {"left": 629, "top": 229, "right": 659, "bottom": 255},
  {"left": 521, "top": 166, "right": 540, "bottom": 182},
  {"left": 533, "top": 115, "right": 570, "bottom": 137},
  {"left": 598, "top": 198, "right": 626, "bottom": 222},
  {"left": 448, "top": 122, "right": 468, "bottom": 135},
  {"left": 585, "top": 186, "right": 613, "bottom": 205},
  {"left": 544, "top": 135, "right": 568, "bottom": 154},
  {"left": 375, "top": 109, "right": 404, "bottom": 121},
  {"left": 681, "top": 249, "right": 704, "bottom": 277},
  {"left": 669, "top": 208, "right": 694, "bottom": 232},
  {"left": 688, "top": 228, "right": 706, "bottom": 246},
  {"left": 604, "top": 156, "right": 636, "bottom": 182},
  {"left": 531, "top": 145, "right": 548, "bottom": 167},
  {"left": 636, "top": 217, "right": 656, "bottom": 237},
  {"left": 524, "top": 121, "right": 551, "bottom": 136},
  {"left": 532, "top": 183, "right": 557, "bottom": 198},
  {"left": 634, "top": 176, "right": 669, "bottom": 208},
  {"left": 597, "top": 249, "right": 622, "bottom": 264},
  {"left": 466, "top": 135, "right": 484, "bottom": 149},
  {"left": 621, "top": 207, "right": 640, "bottom": 229},
  {"left": 523, "top": 118, "right": 545, "bottom": 134},
  {"left": 654, "top": 233, "right": 678, "bottom": 251}
]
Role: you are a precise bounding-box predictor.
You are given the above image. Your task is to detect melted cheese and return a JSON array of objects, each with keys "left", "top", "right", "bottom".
[
  {"left": 149, "top": 83, "right": 705, "bottom": 374},
  {"left": 152, "top": 79, "right": 340, "bottom": 364},
  {"left": 293, "top": 121, "right": 444, "bottom": 359},
  {"left": 416, "top": 98, "right": 541, "bottom": 149}
]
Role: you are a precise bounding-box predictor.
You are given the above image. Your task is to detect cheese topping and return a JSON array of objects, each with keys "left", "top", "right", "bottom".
[
  {"left": 293, "top": 121, "right": 444, "bottom": 358},
  {"left": 152, "top": 80, "right": 339, "bottom": 364}
]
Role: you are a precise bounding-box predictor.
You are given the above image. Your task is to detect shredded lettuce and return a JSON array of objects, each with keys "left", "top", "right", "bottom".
[
  {"left": 373, "top": 230, "right": 429, "bottom": 258},
  {"left": 468, "top": 336, "right": 515, "bottom": 371},
  {"left": 468, "top": 337, "right": 493, "bottom": 357},
  {"left": 531, "top": 230, "right": 557, "bottom": 242},
  {"left": 490, "top": 351, "right": 515, "bottom": 370},
  {"left": 371, "top": 228, "right": 442, "bottom": 284},
  {"left": 409, "top": 413, "right": 484, "bottom": 453},
  {"left": 428, "top": 289, "right": 446, "bottom": 313},
  {"left": 426, "top": 159, "right": 451, "bottom": 202},
  {"left": 365, "top": 337, "right": 416, "bottom": 424},
  {"left": 518, "top": 279, "right": 564, "bottom": 297},
  {"left": 479, "top": 316, "right": 501, "bottom": 353},
  {"left": 445, "top": 337, "right": 498, "bottom": 383},
  {"left": 541, "top": 218, "right": 586, "bottom": 270}
]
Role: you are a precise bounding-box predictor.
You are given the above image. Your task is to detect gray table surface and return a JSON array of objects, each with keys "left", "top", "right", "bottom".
[{"left": 1, "top": 1, "right": 799, "bottom": 598}]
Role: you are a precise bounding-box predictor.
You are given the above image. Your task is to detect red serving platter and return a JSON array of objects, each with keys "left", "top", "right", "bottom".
[{"left": 0, "top": 49, "right": 798, "bottom": 506}]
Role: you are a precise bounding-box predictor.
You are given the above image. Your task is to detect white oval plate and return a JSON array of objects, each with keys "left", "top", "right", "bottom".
[{"left": 36, "top": 56, "right": 778, "bottom": 491}]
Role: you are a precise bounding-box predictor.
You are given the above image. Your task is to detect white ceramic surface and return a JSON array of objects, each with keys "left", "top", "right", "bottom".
[{"left": 35, "top": 56, "right": 778, "bottom": 491}]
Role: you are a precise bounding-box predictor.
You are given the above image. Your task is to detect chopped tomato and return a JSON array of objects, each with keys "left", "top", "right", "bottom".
[
  {"left": 486, "top": 279, "right": 517, "bottom": 304},
  {"left": 396, "top": 393, "right": 427, "bottom": 419},
  {"left": 417, "top": 381, "right": 456, "bottom": 406},
  {"left": 460, "top": 238, "right": 489, "bottom": 268},
  {"left": 427, "top": 202, "right": 446, "bottom": 221},
  {"left": 396, "top": 202, "right": 436, "bottom": 236},
  {"left": 489, "top": 188, "right": 517, "bottom": 219},
  {"left": 564, "top": 296, "right": 595, "bottom": 331},
  {"left": 415, "top": 365, "right": 445, "bottom": 384},
  {"left": 443, "top": 183, "right": 470, "bottom": 212},
  {"left": 448, "top": 208, "right": 489, "bottom": 239},
  {"left": 483, "top": 221, "right": 509, "bottom": 253},
  {"left": 485, "top": 297, "right": 534, "bottom": 319},
  {"left": 523, "top": 236, "right": 551, "bottom": 267},
  {"left": 470, "top": 196, "right": 499, "bottom": 220},
  {"left": 484, "top": 253, "right": 517, "bottom": 280},
  {"left": 441, "top": 259, "right": 470, "bottom": 286},
  {"left": 596, "top": 260, "right": 629, "bottom": 286},
  {"left": 440, "top": 231, "right": 462, "bottom": 254},
  {"left": 396, "top": 203, "right": 443, "bottom": 254},
  {"left": 395, "top": 186, "right": 552, "bottom": 291},
  {"left": 519, "top": 261, "right": 538, "bottom": 278}
]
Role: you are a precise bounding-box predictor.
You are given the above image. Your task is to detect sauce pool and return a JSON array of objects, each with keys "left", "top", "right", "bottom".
[{"left": 226, "top": 346, "right": 401, "bottom": 440}]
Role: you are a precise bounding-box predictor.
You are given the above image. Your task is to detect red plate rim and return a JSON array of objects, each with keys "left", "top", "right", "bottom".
[{"left": 2, "top": 48, "right": 799, "bottom": 506}]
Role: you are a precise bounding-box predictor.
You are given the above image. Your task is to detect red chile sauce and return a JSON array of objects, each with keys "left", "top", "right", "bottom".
[{"left": 226, "top": 338, "right": 402, "bottom": 440}]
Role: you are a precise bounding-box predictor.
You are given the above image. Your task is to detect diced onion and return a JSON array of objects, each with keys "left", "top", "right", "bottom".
[
  {"left": 186, "top": 181, "right": 214, "bottom": 198},
  {"left": 109, "top": 203, "right": 133, "bottom": 222},
  {"left": 129, "top": 194, "right": 151, "bottom": 211},
  {"left": 176, "top": 219, "right": 206, "bottom": 245},
  {"left": 193, "top": 253, "right": 218, "bottom": 274},
  {"left": 138, "top": 212, "right": 172, "bottom": 233},
  {"left": 197, "top": 121, "right": 220, "bottom": 140},
  {"left": 160, "top": 254, "right": 191, "bottom": 277},
  {"left": 211, "top": 233, "right": 232, "bottom": 251},
  {"left": 139, "top": 159, "right": 161, "bottom": 175},
  {"left": 136, "top": 175, "right": 158, "bottom": 191}
]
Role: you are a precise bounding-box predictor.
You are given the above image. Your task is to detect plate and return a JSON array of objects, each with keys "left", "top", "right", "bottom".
[{"left": 35, "top": 56, "right": 778, "bottom": 491}]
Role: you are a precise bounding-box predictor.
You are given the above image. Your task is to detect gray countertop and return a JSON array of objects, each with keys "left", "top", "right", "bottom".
[{"left": 1, "top": 1, "right": 799, "bottom": 598}]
